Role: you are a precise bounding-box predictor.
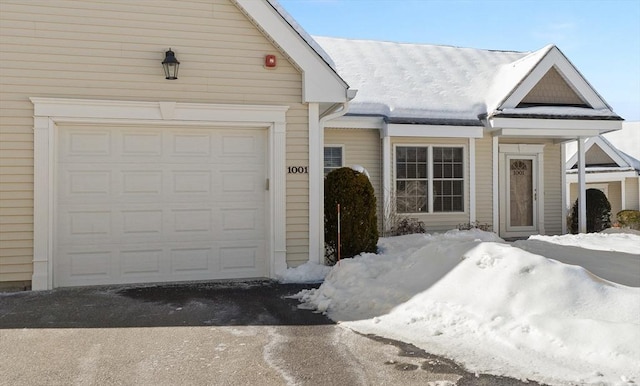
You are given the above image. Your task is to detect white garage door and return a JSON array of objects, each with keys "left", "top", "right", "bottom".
[{"left": 55, "top": 125, "right": 268, "bottom": 287}]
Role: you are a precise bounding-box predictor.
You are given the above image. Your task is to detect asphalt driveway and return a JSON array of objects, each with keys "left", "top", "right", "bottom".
[{"left": 0, "top": 280, "right": 543, "bottom": 385}]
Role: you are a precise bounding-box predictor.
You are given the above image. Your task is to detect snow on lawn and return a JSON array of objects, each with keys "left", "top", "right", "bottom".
[{"left": 281, "top": 230, "right": 640, "bottom": 386}]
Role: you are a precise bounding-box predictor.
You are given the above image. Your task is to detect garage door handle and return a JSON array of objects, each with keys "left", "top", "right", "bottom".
[{"left": 266, "top": 178, "right": 270, "bottom": 191}]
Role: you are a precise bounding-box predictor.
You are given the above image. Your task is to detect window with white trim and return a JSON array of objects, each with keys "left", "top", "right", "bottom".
[
  {"left": 395, "top": 146, "right": 464, "bottom": 213},
  {"left": 324, "top": 146, "right": 343, "bottom": 175}
]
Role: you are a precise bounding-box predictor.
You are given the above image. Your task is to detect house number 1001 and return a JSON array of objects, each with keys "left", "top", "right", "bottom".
[{"left": 288, "top": 166, "right": 308, "bottom": 174}]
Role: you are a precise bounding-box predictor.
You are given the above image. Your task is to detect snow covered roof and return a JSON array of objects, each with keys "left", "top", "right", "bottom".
[{"left": 314, "top": 36, "right": 620, "bottom": 124}]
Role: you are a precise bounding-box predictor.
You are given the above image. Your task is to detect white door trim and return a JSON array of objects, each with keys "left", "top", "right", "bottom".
[
  {"left": 498, "top": 144, "right": 545, "bottom": 238},
  {"left": 31, "top": 97, "right": 289, "bottom": 290}
]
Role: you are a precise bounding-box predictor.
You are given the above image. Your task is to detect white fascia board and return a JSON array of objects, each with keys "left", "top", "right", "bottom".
[
  {"left": 566, "top": 170, "right": 637, "bottom": 183},
  {"left": 502, "top": 47, "right": 609, "bottom": 110},
  {"left": 325, "top": 116, "right": 385, "bottom": 130},
  {"left": 387, "top": 124, "right": 483, "bottom": 138},
  {"left": 489, "top": 117, "right": 622, "bottom": 131},
  {"left": 493, "top": 128, "right": 603, "bottom": 138},
  {"left": 233, "top": 0, "right": 348, "bottom": 103}
]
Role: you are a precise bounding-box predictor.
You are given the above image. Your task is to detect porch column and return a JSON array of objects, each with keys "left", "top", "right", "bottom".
[
  {"left": 469, "top": 137, "right": 476, "bottom": 223},
  {"left": 382, "top": 135, "right": 391, "bottom": 233},
  {"left": 577, "top": 137, "right": 587, "bottom": 233},
  {"left": 308, "top": 103, "right": 323, "bottom": 264},
  {"left": 492, "top": 136, "right": 499, "bottom": 234}
]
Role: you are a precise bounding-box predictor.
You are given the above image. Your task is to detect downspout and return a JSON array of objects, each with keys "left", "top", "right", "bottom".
[{"left": 313, "top": 92, "right": 356, "bottom": 264}]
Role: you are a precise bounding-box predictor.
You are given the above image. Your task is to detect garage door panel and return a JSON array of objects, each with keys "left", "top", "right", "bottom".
[
  {"left": 60, "top": 129, "right": 112, "bottom": 160},
  {"left": 170, "top": 133, "right": 213, "bottom": 158},
  {"left": 120, "top": 249, "right": 163, "bottom": 276},
  {"left": 55, "top": 125, "right": 268, "bottom": 287},
  {"left": 122, "top": 209, "right": 163, "bottom": 237},
  {"left": 59, "top": 169, "right": 112, "bottom": 202},
  {"left": 121, "top": 131, "right": 162, "bottom": 157},
  {"left": 220, "top": 245, "right": 260, "bottom": 270},
  {"left": 58, "top": 209, "right": 113, "bottom": 245},
  {"left": 121, "top": 170, "right": 163, "bottom": 196},
  {"left": 170, "top": 247, "right": 214, "bottom": 273}
]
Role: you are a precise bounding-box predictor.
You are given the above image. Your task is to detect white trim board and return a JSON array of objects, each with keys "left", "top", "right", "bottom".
[
  {"left": 386, "top": 124, "right": 483, "bottom": 138},
  {"left": 31, "top": 97, "right": 289, "bottom": 290}
]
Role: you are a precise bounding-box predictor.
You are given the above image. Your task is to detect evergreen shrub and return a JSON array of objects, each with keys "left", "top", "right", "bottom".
[
  {"left": 569, "top": 188, "right": 612, "bottom": 233},
  {"left": 324, "top": 167, "right": 378, "bottom": 265}
]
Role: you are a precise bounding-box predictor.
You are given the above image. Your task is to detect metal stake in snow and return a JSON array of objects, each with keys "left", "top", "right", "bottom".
[{"left": 337, "top": 203, "right": 341, "bottom": 266}]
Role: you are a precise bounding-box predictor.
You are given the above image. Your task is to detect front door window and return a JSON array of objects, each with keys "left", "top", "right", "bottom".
[{"left": 509, "top": 159, "right": 534, "bottom": 227}]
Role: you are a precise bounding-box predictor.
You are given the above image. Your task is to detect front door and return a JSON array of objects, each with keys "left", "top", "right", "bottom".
[{"left": 506, "top": 155, "right": 537, "bottom": 233}]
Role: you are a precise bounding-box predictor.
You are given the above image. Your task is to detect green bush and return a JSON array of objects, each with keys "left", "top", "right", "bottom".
[
  {"left": 617, "top": 210, "right": 640, "bottom": 230},
  {"left": 569, "top": 188, "right": 612, "bottom": 233},
  {"left": 324, "top": 167, "right": 378, "bottom": 265}
]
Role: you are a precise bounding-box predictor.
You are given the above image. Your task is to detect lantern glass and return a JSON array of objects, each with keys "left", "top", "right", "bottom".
[{"left": 162, "top": 49, "right": 180, "bottom": 80}]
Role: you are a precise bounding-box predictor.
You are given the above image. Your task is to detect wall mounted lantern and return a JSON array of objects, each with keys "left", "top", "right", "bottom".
[{"left": 162, "top": 49, "right": 180, "bottom": 80}]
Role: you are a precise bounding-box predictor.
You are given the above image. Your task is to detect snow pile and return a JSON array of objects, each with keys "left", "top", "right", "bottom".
[
  {"left": 293, "top": 230, "right": 640, "bottom": 385},
  {"left": 275, "top": 261, "right": 331, "bottom": 284}
]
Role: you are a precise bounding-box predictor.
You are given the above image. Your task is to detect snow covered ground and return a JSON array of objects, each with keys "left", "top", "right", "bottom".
[{"left": 278, "top": 230, "right": 640, "bottom": 386}]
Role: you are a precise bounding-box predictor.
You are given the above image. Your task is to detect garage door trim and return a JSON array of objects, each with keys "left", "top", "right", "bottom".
[{"left": 32, "top": 97, "right": 289, "bottom": 290}]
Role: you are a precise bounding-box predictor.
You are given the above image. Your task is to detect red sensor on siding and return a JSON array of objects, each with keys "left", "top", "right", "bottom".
[{"left": 265, "top": 54, "right": 277, "bottom": 68}]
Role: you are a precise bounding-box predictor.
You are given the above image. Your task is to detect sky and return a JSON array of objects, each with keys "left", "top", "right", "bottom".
[{"left": 278, "top": 0, "right": 640, "bottom": 122}]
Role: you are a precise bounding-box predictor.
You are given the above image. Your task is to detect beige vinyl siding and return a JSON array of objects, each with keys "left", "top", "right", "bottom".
[
  {"left": 625, "top": 177, "right": 640, "bottom": 211},
  {"left": 286, "top": 109, "right": 311, "bottom": 266},
  {"left": 543, "top": 142, "right": 563, "bottom": 235},
  {"left": 324, "top": 128, "right": 383, "bottom": 230},
  {"left": 607, "top": 182, "right": 623, "bottom": 217},
  {"left": 390, "top": 137, "right": 470, "bottom": 232},
  {"left": 0, "top": 0, "right": 308, "bottom": 283},
  {"left": 475, "top": 134, "right": 494, "bottom": 229}
]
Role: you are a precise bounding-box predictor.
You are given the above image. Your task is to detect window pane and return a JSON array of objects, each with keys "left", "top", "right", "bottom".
[
  {"left": 453, "top": 197, "right": 463, "bottom": 211},
  {"left": 432, "top": 147, "right": 464, "bottom": 213},
  {"left": 443, "top": 180, "right": 452, "bottom": 195},
  {"left": 433, "top": 147, "right": 442, "bottom": 161},
  {"left": 397, "top": 147, "right": 406, "bottom": 160},
  {"left": 442, "top": 197, "right": 452, "bottom": 212},
  {"left": 433, "top": 163, "right": 442, "bottom": 178},
  {"left": 407, "top": 147, "right": 416, "bottom": 161},
  {"left": 396, "top": 179, "right": 427, "bottom": 213},
  {"left": 397, "top": 163, "right": 406, "bottom": 179},
  {"left": 453, "top": 180, "right": 463, "bottom": 195},
  {"left": 433, "top": 197, "right": 442, "bottom": 212},
  {"left": 443, "top": 164, "right": 452, "bottom": 178},
  {"left": 454, "top": 164, "right": 463, "bottom": 178},
  {"left": 324, "top": 147, "right": 343, "bottom": 176},
  {"left": 418, "top": 163, "right": 428, "bottom": 178}
]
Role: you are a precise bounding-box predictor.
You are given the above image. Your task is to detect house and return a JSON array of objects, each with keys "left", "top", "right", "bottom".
[
  {"left": 0, "top": 0, "right": 353, "bottom": 290},
  {"left": 0, "top": 0, "right": 623, "bottom": 290},
  {"left": 566, "top": 128, "right": 640, "bottom": 218},
  {"left": 318, "top": 37, "right": 623, "bottom": 238}
]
